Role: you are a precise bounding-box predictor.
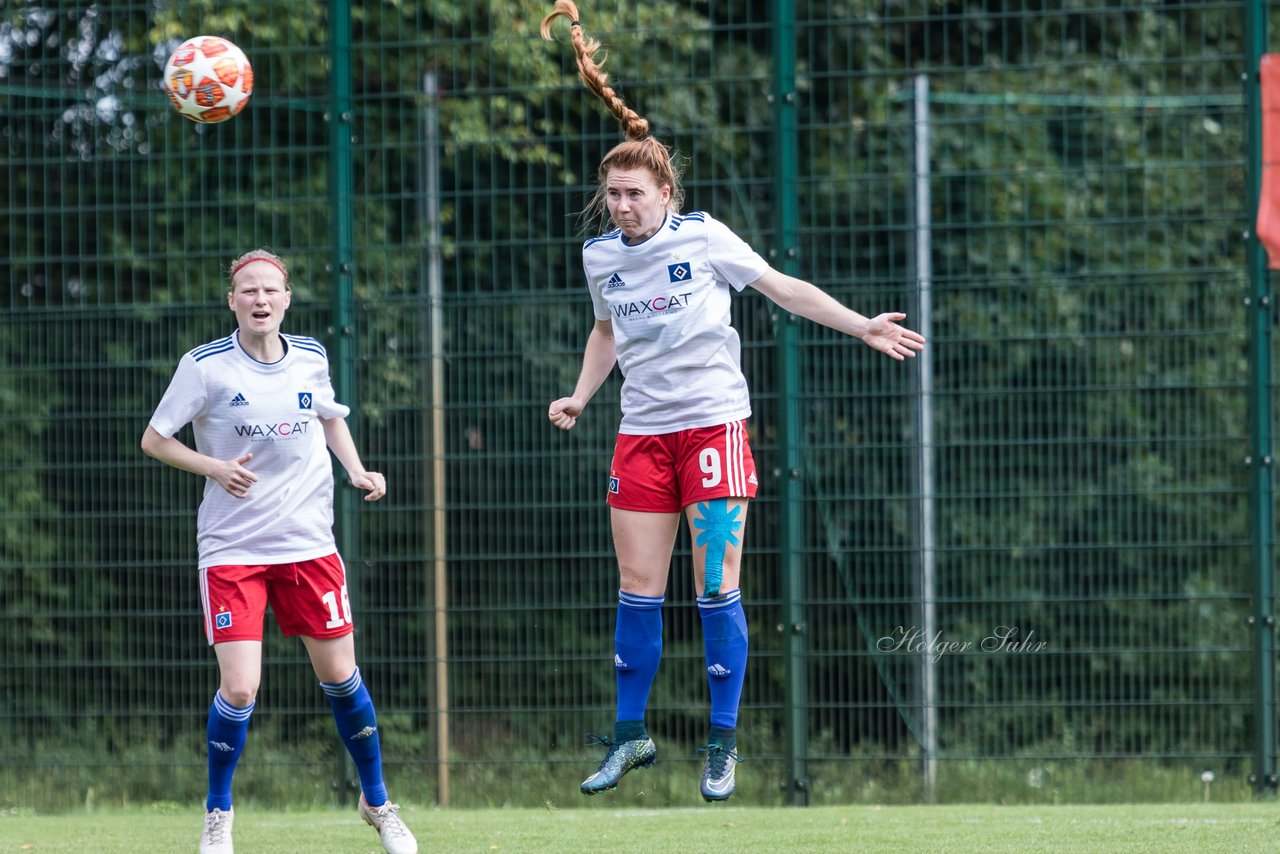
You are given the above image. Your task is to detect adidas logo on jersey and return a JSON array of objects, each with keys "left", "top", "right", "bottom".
[
  {"left": 614, "top": 653, "right": 629, "bottom": 670},
  {"left": 229, "top": 393, "right": 249, "bottom": 407},
  {"left": 707, "top": 663, "right": 731, "bottom": 678},
  {"left": 605, "top": 273, "right": 627, "bottom": 289}
]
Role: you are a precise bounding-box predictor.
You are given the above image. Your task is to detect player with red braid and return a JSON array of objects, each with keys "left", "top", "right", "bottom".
[{"left": 542, "top": 2, "right": 926, "bottom": 802}]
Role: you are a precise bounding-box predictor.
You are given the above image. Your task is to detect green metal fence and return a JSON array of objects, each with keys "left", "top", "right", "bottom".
[{"left": 2, "top": 0, "right": 1277, "bottom": 809}]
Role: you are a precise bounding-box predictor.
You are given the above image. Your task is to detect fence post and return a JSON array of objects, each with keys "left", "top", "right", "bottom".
[
  {"left": 328, "top": 0, "right": 359, "bottom": 796},
  {"left": 1244, "top": 0, "right": 1277, "bottom": 798},
  {"left": 770, "top": 0, "right": 809, "bottom": 806},
  {"left": 419, "top": 69, "right": 451, "bottom": 808},
  {"left": 908, "top": 73, "right": 939, "bottom": 804}
]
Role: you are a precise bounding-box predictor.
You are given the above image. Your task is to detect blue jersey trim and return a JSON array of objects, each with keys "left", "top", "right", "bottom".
[
  {"left": 670, "top": 211, "right": 706, "bottom": 231},
  {"left": 192, "top": 335, "right": 235, "bottom": 362},
  {"left": 584, "top": 229, "right": 622, "bottom": 250},
  {"left": 283, "top": 334, "right": 327, "bottom": 357}
]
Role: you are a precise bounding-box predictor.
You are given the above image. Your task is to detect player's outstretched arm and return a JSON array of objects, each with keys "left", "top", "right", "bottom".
[{"left": 748, "top": 268, "right": 926, "bottom": 360}]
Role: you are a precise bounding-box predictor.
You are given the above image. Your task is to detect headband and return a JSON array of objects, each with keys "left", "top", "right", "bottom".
[{"left": 231, "top": 256, "right": 287, "bottom": 280}]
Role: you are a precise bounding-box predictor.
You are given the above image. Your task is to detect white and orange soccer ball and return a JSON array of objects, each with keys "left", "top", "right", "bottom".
[{"left": 163, "top": 36, "right": 253, "bottom": 124}]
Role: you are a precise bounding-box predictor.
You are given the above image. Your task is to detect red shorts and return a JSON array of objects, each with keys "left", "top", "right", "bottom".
[
  {"left": 199, "top": 553, "right": 354, "bottom": 645},
  {"left": 608, "top": 420, "right": 759, "bottom": 512}
]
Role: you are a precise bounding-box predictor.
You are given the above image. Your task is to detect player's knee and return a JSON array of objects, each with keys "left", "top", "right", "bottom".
[
  {"left": 218, "top": 684, "right": 258, "bottom": 708},
  {"left": 618, "top": 568, "right": 665, "bottom": 597}
]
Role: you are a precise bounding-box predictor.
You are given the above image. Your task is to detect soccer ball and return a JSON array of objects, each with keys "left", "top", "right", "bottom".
[{"left": 163, "top": 36, "right": 253, "bottom": 124}]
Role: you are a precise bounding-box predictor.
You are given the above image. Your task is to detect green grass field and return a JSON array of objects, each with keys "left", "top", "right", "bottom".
[{"left": 1, "top": 802, "right": 1276, "bottom": 853}]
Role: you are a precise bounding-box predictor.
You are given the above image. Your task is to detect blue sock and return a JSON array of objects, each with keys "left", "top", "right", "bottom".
[
  {"left": 615, "top": 591, "right": 664, "bottom": 727},
  {"left": 698, "top": 588, "right": 748, "bottom": 729},
  {"left": 321, "top": 667, "right": 388, "bottom": 807},
  {"left": 206, "top": 692, "right": 253, "bottom": 812}
]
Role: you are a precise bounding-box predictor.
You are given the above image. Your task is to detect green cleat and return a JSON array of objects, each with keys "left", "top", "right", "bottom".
[
  {"left": 699, "top": 742, "right": 741, "bottom": 802},
  {"left": 580, "top": 733, "right": 657, "bottom": 795}
]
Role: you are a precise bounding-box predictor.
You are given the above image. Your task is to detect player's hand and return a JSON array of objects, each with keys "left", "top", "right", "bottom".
[
  {"left": 349, "top": 470, "right": 387, "bottom": 502},
  {"left": 548, "top": 397, "right": 585, "bottom": 431},
  {"left": 213, "top": 452, "right": 258, "bottom": 499},
  {"left": 862, "top": 312, "right": 926, "bottom": 361}
]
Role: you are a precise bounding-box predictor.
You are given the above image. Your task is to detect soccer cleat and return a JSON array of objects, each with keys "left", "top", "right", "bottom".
[
  {"left": 699, "top": 742, "right": 741, "bottom": 802},
  {"left": 359, "top": 794, "right": 419, "bottom": 854},
  {"left": 199, "top": 807, "right": 234, "bottom": 854},
  {"left": 580, "top": 733, "right": 657, "bottom": 795}
]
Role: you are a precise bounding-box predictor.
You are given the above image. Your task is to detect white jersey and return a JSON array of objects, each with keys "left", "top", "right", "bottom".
[
  {"left": 583, "top": 211, "right": 770, "bottom": 434},
  {"left": 148, "top": 330, "right": 351, "bottom": 567}
]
